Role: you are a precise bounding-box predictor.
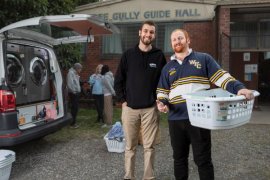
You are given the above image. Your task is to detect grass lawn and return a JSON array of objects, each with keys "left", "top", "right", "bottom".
[{"left": 45, "top": 107, "right": 168, "bottom": 142}]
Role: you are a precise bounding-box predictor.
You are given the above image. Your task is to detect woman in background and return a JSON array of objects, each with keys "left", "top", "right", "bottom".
[
  {"left": 89, "top": 64, "right": 104, "bottom": 123},
  {"left": 101, "top": 65, "right": 115, "bottom": 126}
]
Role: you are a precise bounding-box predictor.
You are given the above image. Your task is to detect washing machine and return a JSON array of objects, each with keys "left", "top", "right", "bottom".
[
  {"left": 25, "top": 46, "right": 51, "bottom": 103},
  {"left": 6, "top": 43, "right": 27, "bottom": 105}
]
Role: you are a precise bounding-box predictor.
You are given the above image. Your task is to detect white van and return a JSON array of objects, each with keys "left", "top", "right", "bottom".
[{"left": 0, "top": 14, "right": 118, "bottom": 147}]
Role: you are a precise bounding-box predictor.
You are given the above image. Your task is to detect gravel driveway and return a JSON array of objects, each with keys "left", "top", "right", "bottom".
[{"left": 8, "top": 123, "right": 270, "bottom": 180}]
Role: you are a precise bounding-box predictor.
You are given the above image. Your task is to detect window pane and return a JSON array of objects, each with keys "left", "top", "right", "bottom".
[
  {"left": 231, "top": 22, "right": 257, "bottom": 49},
  {"left": 102, "top": 34, "right": 123, "bottom": 54},
  {"left": 120, "top": 23, "right": 141, "bottom": 50},
  {"left": 260, "top": 21, "right": 270, "bottom": 49},
  {"left": 163, "top": 23, "right": 182, "bottom": 53}
]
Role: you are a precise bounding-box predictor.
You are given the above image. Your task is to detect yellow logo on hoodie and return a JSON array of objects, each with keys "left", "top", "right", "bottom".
[
  {"left": 189, "top": 60, "right": 201, "bottom": 69},
  {"left": 169, "top": 68, "right": 176, "bottom": 76}
]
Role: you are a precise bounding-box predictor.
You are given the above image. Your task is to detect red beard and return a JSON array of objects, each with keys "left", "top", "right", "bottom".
[{"left": 173, "top": 44, "right": 184, "bottom": 53}]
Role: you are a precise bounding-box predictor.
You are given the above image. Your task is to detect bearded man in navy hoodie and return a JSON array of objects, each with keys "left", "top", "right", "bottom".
[
  {"left": 114, "top": 20, "right": 167, "bottom": 180},
  {"left": 156, "top": 29, "right": 254, "bottom": 180}
]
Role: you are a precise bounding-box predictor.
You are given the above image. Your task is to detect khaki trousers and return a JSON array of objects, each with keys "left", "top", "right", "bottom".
[
  {"left": 104, "top": 95, "right": 113, "bottom": 125},
  {"left": 122, "top": 105, "right": 159, "bottom": 180}
]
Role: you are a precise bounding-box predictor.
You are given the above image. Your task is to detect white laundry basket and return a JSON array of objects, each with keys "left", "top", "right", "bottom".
[
  {"left": 104, "top": 133, "right": 126, "bottom": 153},
  {"left": 182, "top": 88, "right": 260, "bottom": 130},
  {"left": 0, "top": 150, "right": 16, "bottom": 180}
]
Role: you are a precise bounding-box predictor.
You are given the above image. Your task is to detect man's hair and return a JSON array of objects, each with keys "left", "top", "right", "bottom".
[
  {"left": 73, "top": 63, "right": 82, "bottom": 70},
  {"left": 140, "top": 20, "right": 156, "bottom": 30},
  {"left": 171, "top": 28, "right": 190, "bottom": 40}
]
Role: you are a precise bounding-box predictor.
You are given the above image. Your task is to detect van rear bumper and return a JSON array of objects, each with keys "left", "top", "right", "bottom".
[{"left": 0, "top": 113, "right": 72, "bottom": 147}]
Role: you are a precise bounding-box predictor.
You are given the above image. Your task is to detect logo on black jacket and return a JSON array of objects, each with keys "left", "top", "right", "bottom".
[{"left": 149, "top": 63, "right": 157, "bottom": 68}]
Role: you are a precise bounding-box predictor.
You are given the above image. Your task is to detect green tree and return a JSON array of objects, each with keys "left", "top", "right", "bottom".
[
  {"left": 0, "top": 0, "right": 48, "bottom": 28},
  {"left": 47, "top": 0, "right": 78, "bottom": 15}
]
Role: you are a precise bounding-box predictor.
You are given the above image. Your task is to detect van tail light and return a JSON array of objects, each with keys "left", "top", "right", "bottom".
[{"left": 0, "top": 90, "right": 16, "bottom": 112}]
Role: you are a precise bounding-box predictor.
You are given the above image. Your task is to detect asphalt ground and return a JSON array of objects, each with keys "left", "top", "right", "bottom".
[{"left": 7, "top": 112, "right": 270, "bottom": 180}]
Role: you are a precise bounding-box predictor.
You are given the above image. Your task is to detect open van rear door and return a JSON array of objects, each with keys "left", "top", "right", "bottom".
[{"left": 0, "top": 14, "right": 119, "bottom": 45}]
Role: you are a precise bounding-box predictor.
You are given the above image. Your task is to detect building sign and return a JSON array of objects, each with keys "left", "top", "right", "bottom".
[
  {"left": 75, "top": 1, "right": 215, "bottom": 23},
  {"left": 243, "top": 52, "right": 250, "bottom": 61},
  {"left": 244, "top": 64, "right": 257, "bottom": 81},
  {"left": 96, "top": 9, "right": 201, "bottom": 22},
  {"left": 245, "top": 64, "right": 258, "bottom": 73}
]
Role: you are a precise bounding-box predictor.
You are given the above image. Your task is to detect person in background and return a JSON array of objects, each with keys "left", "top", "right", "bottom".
[
  {"left": 114, "top": 20, "right": 167, "bottom": 180},
  {"left": 66, "top": 63, "right": 83, "bottom": 129},
  {"left": 101, "top": 65, "right": 115, "bottom": 127},
  {"left": 156, "top": 28, "right": 254, "bottom": 180},
  {"left": 89, "top": 64, "right": 104, "bottom": 123}
]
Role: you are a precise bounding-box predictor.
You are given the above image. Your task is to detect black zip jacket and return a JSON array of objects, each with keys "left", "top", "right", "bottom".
[{"left": 114, "top": 44, "right": 167, "bottom": 109}]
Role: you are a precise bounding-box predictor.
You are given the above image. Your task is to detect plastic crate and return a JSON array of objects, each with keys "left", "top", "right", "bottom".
[
  {"left": 104, "top": 133, "right": 126, "bottom": 153},
  {"left": 0, "top": 164, "right": 12, "bottom": 180},
  {"left": 0, "top": 150, "right": 15, "bottom": 180},
  {"left": 182, "top": 88, "right": 260, "bottom": 130}
]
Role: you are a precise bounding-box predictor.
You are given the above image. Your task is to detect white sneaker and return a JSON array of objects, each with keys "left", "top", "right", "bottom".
[
  {"left": 101, "top": 124, "right": 107, "bottom": 128},
  {"left": 70, "top": 124, "right": 79, "bottom": 129}
]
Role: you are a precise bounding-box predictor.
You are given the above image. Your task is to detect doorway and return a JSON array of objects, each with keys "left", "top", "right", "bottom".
[{"left": 258, "top": 52, "right": 270, "bottom": 105}]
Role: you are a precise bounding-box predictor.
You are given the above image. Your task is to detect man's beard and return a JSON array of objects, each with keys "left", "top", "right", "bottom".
[
  {"left": 173, "top": 44, "right": 184, "bottom": 53},
  {"left": 140, "top": 36, "right": 152, "bottom": 46}
]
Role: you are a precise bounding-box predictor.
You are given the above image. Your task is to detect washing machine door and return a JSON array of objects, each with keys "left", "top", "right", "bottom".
[
  {"left": 29, "top": 57, "right": 47, "bottom": 86},
  {"left": 6, "top": 54, "right": 25, "bottom": 87}
]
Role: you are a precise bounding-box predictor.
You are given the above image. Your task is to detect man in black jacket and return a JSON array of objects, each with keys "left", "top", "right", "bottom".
[{"left": 114, "top": 21, "right": 167, "bottom": 180}]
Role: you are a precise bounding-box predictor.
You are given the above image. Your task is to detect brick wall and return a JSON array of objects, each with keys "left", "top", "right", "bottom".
[
  {"left": 79, "top": 36, "right": 120, "bottom": 82},
  {"left": 184, "top": 21, "right": 216, "bottom": 58},
  {"left": 217, "top": 7, "right": 230, "bottom": 71}
]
